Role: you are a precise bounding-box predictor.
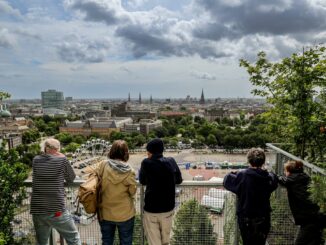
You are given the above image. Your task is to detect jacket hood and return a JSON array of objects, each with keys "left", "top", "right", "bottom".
[{"left": 106, "top": 159, "right": 133, "bottom": 184}]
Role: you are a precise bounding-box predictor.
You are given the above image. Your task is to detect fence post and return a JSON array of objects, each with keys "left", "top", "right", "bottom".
[
  {"left": 140, "top": 186, "right": 145, "bottom": 245},
  {"left": 233, "top": 198, "right": 239, "bottom": 245},
  {"left": 49, "top": 229, "right": 55, "bottom": 245}
]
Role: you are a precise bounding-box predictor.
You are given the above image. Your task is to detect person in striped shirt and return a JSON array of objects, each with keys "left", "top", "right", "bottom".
[{"left": 31, "top": 138, "right": 81, "bottom": 245}]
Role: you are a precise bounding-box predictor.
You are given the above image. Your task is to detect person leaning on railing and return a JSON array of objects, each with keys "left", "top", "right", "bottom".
[
  {"left": 96, "top": 140, "right": 137, "bottom": 245},
  {"left": 223, "top": 147, "right": 278, "bottom": 245},
  {"left": 139, "top": 138, "right": 183, "bottom": 245},
  {"left": 31, "top": 138, "right": 81, "bottom": 245},
  {"left": 278, "top": 160, "right": 326, "bottom": 245}
]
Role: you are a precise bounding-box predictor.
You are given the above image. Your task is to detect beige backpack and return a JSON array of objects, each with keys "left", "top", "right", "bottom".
[{"left": 77, "top": 161, "right": 106, "bottom": 215}]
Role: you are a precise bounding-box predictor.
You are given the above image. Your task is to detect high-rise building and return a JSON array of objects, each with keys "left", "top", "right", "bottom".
[
  {"left": 41, "top": 89, "right": 64, "bottom": 109},
  {"left": 139, "top": 93, "right": 142, "bottom": 104}
]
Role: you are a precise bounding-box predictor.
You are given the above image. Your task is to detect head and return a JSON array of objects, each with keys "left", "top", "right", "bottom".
[
  {"left": 44, "top": 138, "right": 61, "bottom": 154},
  {"left": 284, "top": 160, "right": 304, "bottom": 176},
  {"left": 146, "top": 138, "right": 164, "bottom": 158},
  {"left": 108, "top": 140, "right": 129, "bottom": 162},
  {"left": 247, "top": 148, "right": 266, "bottom": 168}
]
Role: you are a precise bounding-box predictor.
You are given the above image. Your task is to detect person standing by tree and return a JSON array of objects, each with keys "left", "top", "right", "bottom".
[
  {"left": 31, "top": 139, "right": 81, "bottom": 245},
  {"left": 223, "top": 148, "right": 278, "bottom": 245},
  {"left": 278, "top": 160, "right": 326, "bottom": 245},
  {"left": 139, "top": 138, "right": 183, "bottom": 245}
]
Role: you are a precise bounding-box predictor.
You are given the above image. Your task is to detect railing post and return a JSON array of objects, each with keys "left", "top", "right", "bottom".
[
  {"left": 49, "top": 229, "right": 56, "bottom": 245},
  {"left": 140, "top": 185, "right": 145, "bottom": 245},
  {"left": 275, "top": 153, "right": 283, "bottom": 199},
  {"left": 233, "top": 198, "right": 239, "bottom": 245}
]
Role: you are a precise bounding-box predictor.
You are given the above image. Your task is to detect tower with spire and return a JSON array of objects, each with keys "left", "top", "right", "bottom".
[
  {"left": 139, "top": 93, "right": 142, "bottom": 104},
  {"left": 128, "top": 92, "right": 131, "bottom": 102},
  {"left": 200, "top": 88, "right": 205, "bottom": 104}
]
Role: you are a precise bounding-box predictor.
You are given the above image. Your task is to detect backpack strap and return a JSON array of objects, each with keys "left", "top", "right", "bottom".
[{"left": 96, "top": 160, "right": 107, "bottom": 221}]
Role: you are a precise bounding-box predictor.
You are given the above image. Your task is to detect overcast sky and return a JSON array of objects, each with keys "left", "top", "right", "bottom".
[{"left": 0, "top": 0, "right": 325, "bottom": 99}]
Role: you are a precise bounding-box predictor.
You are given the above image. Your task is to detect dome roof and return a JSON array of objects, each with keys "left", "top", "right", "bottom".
[{"left": 0, "top": 110, "right": 11, "bottom": 117}]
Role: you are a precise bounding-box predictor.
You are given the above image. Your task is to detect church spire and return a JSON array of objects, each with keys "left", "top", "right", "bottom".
[{"left": 200, "top": 88, "right": 205, "bottom": 104}]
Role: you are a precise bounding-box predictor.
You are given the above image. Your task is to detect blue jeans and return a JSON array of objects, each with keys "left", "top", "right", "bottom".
[
  {"left": 99, "top": 217, "right": 135, "bottom": 245},
  {"left": 32, "top": 210, "right": 81, "bottom": 245}
]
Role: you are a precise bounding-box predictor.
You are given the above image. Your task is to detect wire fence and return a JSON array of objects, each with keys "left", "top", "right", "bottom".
[{"left": 12, "top": 143, "right": 325, "bottom": 245}]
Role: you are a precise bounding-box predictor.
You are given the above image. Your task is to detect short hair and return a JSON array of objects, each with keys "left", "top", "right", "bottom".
[
  {"left": 108, "top": 140, "right": 129, "bottom": 162},
  {"left": 247, "top": 148, "right": 265, "bottom": 167},
  {"left": 284, "top": 160, "right": 304, "bottom": 173},
  {"left": 44, "top": 138, "right": 61, "bottom": 151}
]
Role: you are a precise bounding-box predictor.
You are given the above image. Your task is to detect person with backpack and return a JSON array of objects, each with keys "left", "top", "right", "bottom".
[
  {"left": 31, "top": 139, "right": 81, "bottom": 245},
  {"left": 278, "top": 160, "right": 326, "bottom": 245},
  {"left": 223, "top": 148, "right": 278, "bottom": 245},
  {"left": 139, "top": 138, "right": 183, "bottom": 245},
  {"left": 97, "top": 140, "right": 137, "bottom": 245}
]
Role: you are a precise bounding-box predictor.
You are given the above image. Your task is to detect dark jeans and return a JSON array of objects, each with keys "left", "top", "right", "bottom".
[
  {"left": 295, "top": 223, "right": 323, "bottom": 245},
  {"left": 99, "top": 217, "right": 135, "bottom": 245},
  {"left": 238, "top": 216, "right": 270, "bottom": 245}
]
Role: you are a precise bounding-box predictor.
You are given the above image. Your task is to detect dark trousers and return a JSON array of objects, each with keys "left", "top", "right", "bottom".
[
  {"left": 99, "top": 217, "right": 135, "bottom": 245},
  {"left": 295, "top": 223, "right": 323, "bottom": 245},
  {"left": 238, "top": 216, "right": 270, "bottom": 245}
]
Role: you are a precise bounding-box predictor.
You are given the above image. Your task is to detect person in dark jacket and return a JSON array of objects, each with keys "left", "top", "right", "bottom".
[
  {"left": 223, "top": 148, "right": 278, "bottom": 245},
  {"left": 139, "top": 138, "right": 183, "bottom": 245},
  {"left": 278, "top": 160, "right": 325, "bottom": 245}
]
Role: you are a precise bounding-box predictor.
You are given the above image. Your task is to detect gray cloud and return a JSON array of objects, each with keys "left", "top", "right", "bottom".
[
  {"left": 64, "top": 0, "right": 325, "bottom": 61},
  {"left": 65, "top": 0, "right": 128, "bottom": 25},
  {"left": 0, "top": 28, "right": 15, "bottom": 48},
  {"left": 56, "top": 35, "right": 110, "bottom": 63},
  {"left": 193, "top": 0, "right": 326, "bottom": 40},
  {"left": 0, "top": 1, "right": 22, "bottom": 19},
  {"left": 191, "top": 70, "right": 216, "bottom": 80}
]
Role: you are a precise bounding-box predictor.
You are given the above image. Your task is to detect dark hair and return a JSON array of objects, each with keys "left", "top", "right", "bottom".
[
  {"left": 284, "top": 160, "right": 304, "bottom": 173},
  {"left": 247, "top": 148, "right": 265, "bottom": 167},
  {"left": 108, "top": 140, "right": 129, "bottom": 162}
]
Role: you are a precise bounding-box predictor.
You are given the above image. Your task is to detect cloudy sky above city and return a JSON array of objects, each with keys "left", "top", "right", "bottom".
[{"left": 0, "top": 0, "right": 326, "bottom": 99}]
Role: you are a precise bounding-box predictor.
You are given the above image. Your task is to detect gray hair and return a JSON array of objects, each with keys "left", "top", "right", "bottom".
[
  {"left": 44, "top": 138, "right": 61, "bottom": 151},
  {"left": 247, "top": 148, "right": 265, "bottom": 167}
]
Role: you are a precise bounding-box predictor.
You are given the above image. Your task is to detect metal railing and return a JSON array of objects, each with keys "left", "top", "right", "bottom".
[
  {"left": 12, "top": 143, "right": 325, "bottom": 245},
  {"left": 14, "top": 180, "right": 238, "bottom": 245}
]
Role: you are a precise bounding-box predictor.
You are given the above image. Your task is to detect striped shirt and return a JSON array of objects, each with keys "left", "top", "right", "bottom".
[{"left": 31, "top": 154, "right": 76, "bottom": 214}]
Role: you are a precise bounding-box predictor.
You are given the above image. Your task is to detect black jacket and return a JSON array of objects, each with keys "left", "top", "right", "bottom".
[
  {"left": 278, "top": 172, "right": 321, "bottom": 225},
  {"left": 223, "top": 168, "right": 278, "bottom": 218},
  {"left": 139, "top": 154, "right": 183, "bottom": 213}
]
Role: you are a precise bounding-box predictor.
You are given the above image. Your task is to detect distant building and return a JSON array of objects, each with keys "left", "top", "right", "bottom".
[
  {"left": 160, "top": 111, "right": 187, "bottom": 118},
  {"left": 204, "top": 108, "right": 226, "bottom": 122},
  {"left": 111, "top": 102, "right": 156, "bottom": 121},
  {"left": 41, "top": 89, "right": 64, "bottom": 110},
  {"left": 200, "top": 89, "right": 205, "bottom": 105},
  {"left": 123, "top": 119, "right": 162, "bottom": 135},
  {"left": 139, "top": 93, "right": 142, "bottom": 104},
  {"left": 65, "top": 97, "right": 73, "bottom": 102},
  {"left": 59, "top": 117, "right": 132, "bottom": 137}
]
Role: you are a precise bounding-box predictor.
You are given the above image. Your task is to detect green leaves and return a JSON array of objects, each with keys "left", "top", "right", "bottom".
[{"left": 240, "top": 45, "right": 326, "bottom": 161}]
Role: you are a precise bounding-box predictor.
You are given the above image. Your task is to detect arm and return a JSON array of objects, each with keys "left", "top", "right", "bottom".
[
  {"left": 223, "top": 171, "right": 241, "bottom": 194},
  {"left": 139, "top": 159, "right": 147, "bottom": 185},
  {"left": 269, "top": 172, "right": 279, "bottom": 191},
  {"left": 64, "top": 158, "right": 76, "bottom": 184},
  {"left": 172, "top": 158, "right": 183, "bottom": 184},
  {"left": 278, "top": 175, "right": 289, "bottom": 187},
  {"left": 127, "top": 171, "right": 137, "bottom": 196}
]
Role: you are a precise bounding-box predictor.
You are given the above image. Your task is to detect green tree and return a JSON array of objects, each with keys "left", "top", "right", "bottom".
[
  {"left": 240, "top": 46, "right": 326, "bottom": 160},
  {"left": 0, "top": 145, "right": 28, "bottom": 245},
  {"left": 207, "top": 134, "right": 217, "bottom": 146},
  {"left": 171, "top": 199, "right": 217, "bottom": 245},
  {"left": 63, "top": 142, "right": 80, "bottom": 153}
]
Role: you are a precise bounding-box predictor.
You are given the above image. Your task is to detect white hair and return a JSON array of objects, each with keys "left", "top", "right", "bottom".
[{"left": 44, "top": 138, "right": 61, "bottom": 151}]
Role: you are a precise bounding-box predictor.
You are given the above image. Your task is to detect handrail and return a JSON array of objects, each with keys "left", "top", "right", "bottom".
[
  {"left": 266, "top": 143, "right": 325, "bottom": 175},
  {"left": 23, "top": 179, "right": 224, "bottom": 187}
]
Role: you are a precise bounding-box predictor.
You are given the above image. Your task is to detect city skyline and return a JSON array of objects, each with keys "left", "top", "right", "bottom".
[{"left": 1, "top": 0, "right": 325, "bottom": 99}]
